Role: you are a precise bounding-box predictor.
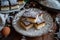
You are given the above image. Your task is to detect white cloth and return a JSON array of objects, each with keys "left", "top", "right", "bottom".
[{"left": 0, "top": 14, "right": 9, "bottom": 31}]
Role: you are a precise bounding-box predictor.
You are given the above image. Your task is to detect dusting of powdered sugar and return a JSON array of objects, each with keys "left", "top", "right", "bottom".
[
  {"left": 36, "top": 15, "right": 45, "bottom": 24},
  {"left": 23, "top": 21, "right": 31, "bottom": 25},
  {"left": 22, "top": 8, "right": 45, "bottom": 24},
  {"left": 23, "top": 8, "right": 43, "bottom": 18}
]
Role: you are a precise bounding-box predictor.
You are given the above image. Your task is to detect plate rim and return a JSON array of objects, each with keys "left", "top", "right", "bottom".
[{"left": 12, "top": 8, "right": 53, "bottom": 37}]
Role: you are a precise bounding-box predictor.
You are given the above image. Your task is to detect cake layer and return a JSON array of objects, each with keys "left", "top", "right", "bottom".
[
  {"left": 19, "top": 21, "right": 33, "bottom": 30},
  {"left": 26, "top": 15, "right": 38, "bottom": 23},
  {"left": 34, "top": 22, "right": 45, "bottom": 29},
  {"left": 11, "top": 5, "right": 19, "bottom": 10},
  {"left": 1, "top": 6, "right": 9, "bottom": 11}
]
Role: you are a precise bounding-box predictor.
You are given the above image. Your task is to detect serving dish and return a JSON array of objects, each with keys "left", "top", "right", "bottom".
[
  {"left": 0, "top": 2, "right": 26, "bottom": 13},
  {"left": 12, "top": 8, "right": 53, "bottom": 37},
  {"left": 35, "top": 0, "right": 60, "bottom": 12}
]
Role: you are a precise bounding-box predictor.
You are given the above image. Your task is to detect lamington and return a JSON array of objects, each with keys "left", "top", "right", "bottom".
[
  {"left": 34, "top": 14, "right": 45, "bottom": 29},
  {"left": 9, "top": 0, "right": 19, "bottom": 10},
  {"left": 22, "top": 10, "right": 40, "bottom": 23},
  {"left": 1, "top": 0, "right": 9, "bottom": 11},
  {"left": 19, "top": 20, "right": 33, "bottom": 30},
  {"left": 0, "top": 0, "right": 19, "bottom": 11}
]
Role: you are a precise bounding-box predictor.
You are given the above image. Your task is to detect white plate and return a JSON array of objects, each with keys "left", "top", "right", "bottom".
[
  {"left": 12, "top": 8, "right": 53, "bottom": 37},
  {"left": 0, "top": 2, "right": 26, "bottom": 13},
  {"left": 40, "top": 0, "right": 60, "bottom": 10}
]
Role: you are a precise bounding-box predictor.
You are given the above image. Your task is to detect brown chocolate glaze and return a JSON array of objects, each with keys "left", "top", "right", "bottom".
[{"left": 22, "top": 16, "right": 36, "bottom": 19}]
